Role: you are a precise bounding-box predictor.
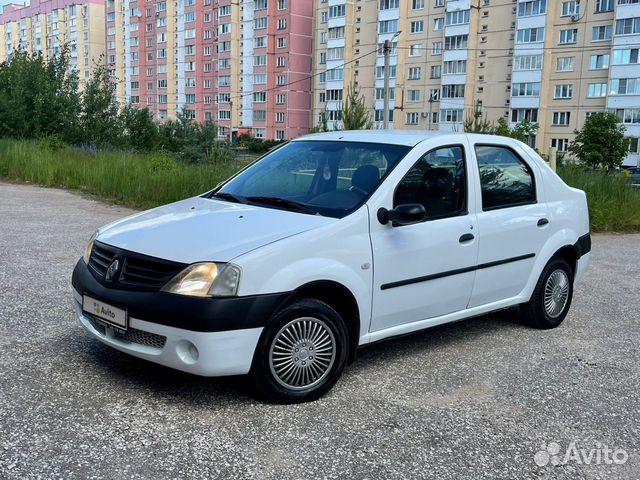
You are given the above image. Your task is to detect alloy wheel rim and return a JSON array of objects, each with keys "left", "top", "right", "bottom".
[
  {"left": 269, "top": 317, "right": 336, "bottom": 391},
  {"left": 544, "top": 269, "right": 570, "bottom": 318}
]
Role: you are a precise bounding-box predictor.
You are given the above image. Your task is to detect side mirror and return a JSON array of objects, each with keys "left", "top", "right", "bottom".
[{"left": 377, "top": 204, "right": 426, "bottom": 226}]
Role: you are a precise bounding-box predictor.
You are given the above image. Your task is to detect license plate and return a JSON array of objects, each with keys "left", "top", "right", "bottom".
[{"left": 83, "top": 295, "right": 128, "bottom": 330}]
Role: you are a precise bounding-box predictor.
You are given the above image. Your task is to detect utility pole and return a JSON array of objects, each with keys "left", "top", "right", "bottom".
[
  {"left": 382, "top": 32, "right": 400, "bottom": 130},
  {"left": 382, "top": 39, "right": 391, "bottom": 130}
]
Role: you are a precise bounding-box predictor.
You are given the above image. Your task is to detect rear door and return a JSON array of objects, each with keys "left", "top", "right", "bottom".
[
  {"left": 468, "top": 142, "right": 549, "bottom": 308},
  {"left": 368, "top": 143, "right": 479, "bottom": 332}
]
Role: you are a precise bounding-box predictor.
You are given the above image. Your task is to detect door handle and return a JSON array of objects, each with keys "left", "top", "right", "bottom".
[
  {"left": 459, "top": 233, "right": 475, "bottom": 243},
  {"left": 537, "top": 218, "right": 549, "bottom": 227}
]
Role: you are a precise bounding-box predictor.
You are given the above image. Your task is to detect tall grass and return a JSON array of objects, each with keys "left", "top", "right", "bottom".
[
  {"left": 1, "top": 139, "right": 639, "bottom": 232},
  {"left": 558, "top": 165, "right": 640, "bottom": 232},
  {"left": 0, "top": 139, "right": 244, "bottom": 209}
]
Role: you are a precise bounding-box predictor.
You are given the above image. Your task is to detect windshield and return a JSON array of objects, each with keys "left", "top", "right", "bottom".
[{"left": 211, "top": 140, "right": 411, "bottom": 218}]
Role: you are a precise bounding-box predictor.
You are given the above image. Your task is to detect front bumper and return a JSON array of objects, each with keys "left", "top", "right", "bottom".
[{"left": 72, "top": 258, "right": 290, "bottom": 376}]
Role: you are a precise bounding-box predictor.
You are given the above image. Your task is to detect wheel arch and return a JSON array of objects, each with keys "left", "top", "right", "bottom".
[{"left": 289, "top": 280, "right": 361, "bottom": 364}]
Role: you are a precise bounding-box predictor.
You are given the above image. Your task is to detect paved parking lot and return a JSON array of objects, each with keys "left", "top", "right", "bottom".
[{"left": 0, "top": 181, "right": 639, "bottom": 479}]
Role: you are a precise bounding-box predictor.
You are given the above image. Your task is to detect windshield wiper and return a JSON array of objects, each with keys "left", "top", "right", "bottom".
[
  {"left": 246, "top": 196, "right": 319, "bottom": 215},
  {"left": 210, "top": 192, "right": 246, "bottom": 204}
]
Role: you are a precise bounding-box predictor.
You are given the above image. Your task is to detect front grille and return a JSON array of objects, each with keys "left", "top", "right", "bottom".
[
  {"left": 120, "top": 256, "right": 182, "bottom": 289},
  {"left": 86, "top": 315, "right": 167, "bottom": 349},
  {"left": 88, "top": 242, "right": 115, "bottom": 277},
  {"left": 114, "top": 328, "right": 167, "bottom": 349},
  {"left": 88, "top": 241, "right": 186, "bottom": 291}
]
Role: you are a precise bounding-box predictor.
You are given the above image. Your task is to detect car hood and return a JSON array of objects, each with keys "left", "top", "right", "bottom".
[{"left": 96, "top": 196, "right": 334, "bottom": 264}]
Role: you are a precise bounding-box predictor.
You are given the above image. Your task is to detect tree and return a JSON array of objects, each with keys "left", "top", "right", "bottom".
[
  {"left": 309, "top": 108, "right": 329, "bottom": 133},
  {"left": 119, "top": 104, "right": 158, "bottom": 152},
  {"left": 494, "top": 118, "right": 539, "bottom": 146},
  {"left": 568, "top": 112, "right": 629, "bottom": 171},
  {"left": 464, "top": 100, "right": 493, "bottom": 133},
  {"left": 340, "top": 83, "right": 373, "bottom": 130},
  {"left": 78, "top": 59, "right": 121, "bottom": 148}
]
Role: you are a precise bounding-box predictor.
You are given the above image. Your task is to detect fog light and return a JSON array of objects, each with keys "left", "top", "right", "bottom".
[{"left": 176, "top": 340, "right": 199, "bottom": 364}]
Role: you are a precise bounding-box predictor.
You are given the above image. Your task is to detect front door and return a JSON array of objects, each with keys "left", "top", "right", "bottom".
[{"left": 369, "top": 144, "right": 479, "bottom": 333}]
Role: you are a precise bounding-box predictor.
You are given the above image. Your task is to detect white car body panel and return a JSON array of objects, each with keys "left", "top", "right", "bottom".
[
  {"left": 76, "top": 131, "right": 591, "bottom": 371},
  {"left": 97, "top": 196, "right": 333, "bottom": 264}
]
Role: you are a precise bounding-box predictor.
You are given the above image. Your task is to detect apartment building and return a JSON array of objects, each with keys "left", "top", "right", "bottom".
[
  {"left": 312, "top": 0, "right": 640, "bottom": 166},
  {"left": 0, "top": 0, "right": 105, "bottom": 86},
  {"left": 107, "top": 0, "right": 313, "bottom": 140}
]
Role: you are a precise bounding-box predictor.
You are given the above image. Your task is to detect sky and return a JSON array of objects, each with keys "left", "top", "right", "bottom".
[{"left": 0, "top": 0, "right": 28, "bottom": 14}]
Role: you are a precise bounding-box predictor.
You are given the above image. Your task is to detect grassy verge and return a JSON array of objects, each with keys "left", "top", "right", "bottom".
[
  {"left": 558, "top": 165, "right": 640, "bottom": 232},
  {"left": 1, "top": 139, "right": 638, "bottom": 232},
  {"left": 0, "top": 139, "right": 244, "bottom": 210}
]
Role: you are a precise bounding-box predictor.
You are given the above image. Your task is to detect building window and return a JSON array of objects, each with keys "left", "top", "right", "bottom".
[
  {"left": 594, "top": 0, "right": 614, "bottom": 13},
  {"left": 592, "top": 25, "right": 612, "bottom": 41},
  {"left": 276, "top": 94, "right": 286, "bottom": 104},
  {"left": 615, "top": 18, "right": 640, "bottom": 36},
  {"left": 559, "top": 29, "right": 578, "bottom": 44},
  {"left": 407, "top": 90, "right": 421, "bottom": 102},
  {"left": 446, "top": 9, "right": 470, "bottom": 25},
  {"left": 379, "top": 20, "right": 399, "bottom": 34},
  {"left": 552, "top": 112, "right": 571, "bottom": 126},
  {"left": 406, "top": 112, "right": 420, "bottom": 125},
  {"left": 554, "top": 84, "right": 573, "bottom": 99},
  {"left": 379, "top": 0, "right": 400, "bottom": 9},
  {"left": 518, "top": 0, "right": 547, "bottom": 16},
  {"left": 442, "top": 84, "right": 465, "bottom": 98},
  {"left": 412, "top": 0, "right": 425, "bottom": 9},
  {"left": 411, "top": 20, "right": 424, "bottom": 33},
  {"left": 611, "top": 108, "right": 640, "bottom": 124},
  {"left": 443, "top": 60, "right": 467, "bottom": 74},
  {"left": 277, "top": 18, "right": 287, "bottom": 30},
  {"left": 561, "top": 1, "right": 580, "bottom": 16},
  {"left": 556, "top": 56, "right": 575, "bottom": 72},
  {"left": 551, "top": 138, "right": 570, "bottom": 152},
  {"left": 328, "top": 4, "right": 346, "bottom": 18},
  {"left": 408, "top": 67, "right": 422, "bottom": 80},
  {"left": 409, "top": 44, "right": 422, "bottom": 57},
  {"left": 613, "top": 49, "right": 639, "bottom": 65},
  {"left": 587, "top": 83, "right": 607, "bottom": 97},
  {"left": 432, "top": 42, "right": 443, "bottom": 55},
  {"left": 433, "top": 18, "right": 444, "bottom": 30},
  {"left": 516, "top": 27, "right": 544, "bottom": 43},
  {"left": 590, "top": 54, "right": 609, "bottom": 69},
  {"left": 511, "top": 108, "right": 539, "bottom": 123},
  {"left": 515, "top": 54, "right": 543, "bottom": 71},
  {"left": 512, "top": 82, "right": 541, "bottom": 97},
  {"left": 440, "top": 109, "right": 463, "bottom": 123},
  {"left": 444, "top": 35, "right": 468, "bottom": 50},
  {"left": 610, "top": 78, "right": 640, "bottom": 95},
  {"left": 375, "top": 88, "right": 395, "bottom": 100}
]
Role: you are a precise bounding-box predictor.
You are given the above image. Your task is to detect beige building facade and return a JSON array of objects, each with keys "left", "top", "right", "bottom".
[
  {"left": 312, "top": 0, "right": 640, "bottom": 166},
  {"left": 0, "top": 0, "right": 106, "bottom": 87}
]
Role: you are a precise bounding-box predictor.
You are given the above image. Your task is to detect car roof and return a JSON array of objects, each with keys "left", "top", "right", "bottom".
[{"left": 294, "top": 130, "right": 520, "bottom": 148}]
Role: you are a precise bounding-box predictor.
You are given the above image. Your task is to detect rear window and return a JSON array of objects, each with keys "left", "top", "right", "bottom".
[{"left": 475, "top": 145, "right": 536, "bottom": 210}]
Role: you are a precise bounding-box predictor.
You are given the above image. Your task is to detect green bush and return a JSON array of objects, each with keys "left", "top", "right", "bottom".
[{"left": 557, "top": 165, "right": 640, "bottom": 232}]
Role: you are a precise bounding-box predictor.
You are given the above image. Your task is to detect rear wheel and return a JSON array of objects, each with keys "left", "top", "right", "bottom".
[
  {"left": 521, "top": 257, "right": 574, "bottom": 329},
  {"left": 251, "top": 298, "right": 348, "bottom": 403}
]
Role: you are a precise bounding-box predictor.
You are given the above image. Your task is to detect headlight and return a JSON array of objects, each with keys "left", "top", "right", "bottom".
[
  {"left": 83, "top": 231, "right": 97, "bottom": 264},
  {"left": 161, "top": 262, "right": 241, "bottom": 298}
]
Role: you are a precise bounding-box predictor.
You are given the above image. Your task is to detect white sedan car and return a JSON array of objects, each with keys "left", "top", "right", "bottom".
[{"left": 72, "top": 131, "right": 591, "bottom": 403}]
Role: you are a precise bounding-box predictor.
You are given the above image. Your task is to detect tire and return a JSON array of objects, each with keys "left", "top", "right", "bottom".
[
  {"left": 521, "top": 257, "right": 574, "bottom": 329},
  {"left": 251, "top": 298, "right": 349, "bottom": 404}
]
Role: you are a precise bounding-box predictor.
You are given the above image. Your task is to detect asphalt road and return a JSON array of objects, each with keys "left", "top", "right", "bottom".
[{"left": 1, "top": 181, "right": 639, "bottom": 480}]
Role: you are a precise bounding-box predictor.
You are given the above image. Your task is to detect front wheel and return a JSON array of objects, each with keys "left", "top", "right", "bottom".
[
  {"left": 521, "top": 257, "right": 574, "bottom": 329},
  {"left": 251, "top": 298, "right": 349, "bottom": 403}
]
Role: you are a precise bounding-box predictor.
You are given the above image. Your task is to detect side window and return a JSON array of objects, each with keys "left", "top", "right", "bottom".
[
  {"left": 475, "top": 145, "right": 536, "bottom": 210},
  {"left": 394, "top": 145, "right": 467, "bottom": 220}
]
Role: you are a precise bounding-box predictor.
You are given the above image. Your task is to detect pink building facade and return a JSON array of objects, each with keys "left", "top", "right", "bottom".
[{"left": 107, "top": 0, "right": 313, "bottom": 141}]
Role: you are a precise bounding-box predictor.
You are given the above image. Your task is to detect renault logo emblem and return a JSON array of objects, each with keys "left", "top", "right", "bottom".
[{"left": 105, "top": 259, "right": 120, "bottom": 282}]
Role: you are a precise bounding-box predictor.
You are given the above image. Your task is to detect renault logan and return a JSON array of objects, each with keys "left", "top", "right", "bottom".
[{"left": 72, "top": 131, "right": 591, "bottom": 403}]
